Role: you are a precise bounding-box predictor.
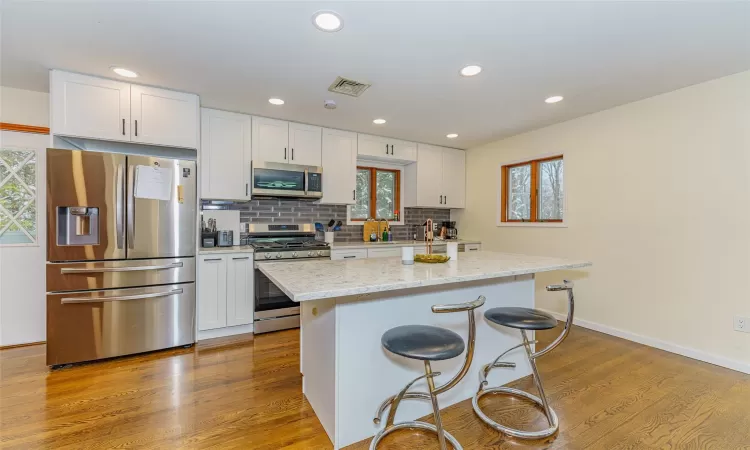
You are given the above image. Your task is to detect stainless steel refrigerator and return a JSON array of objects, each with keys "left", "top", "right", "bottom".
[{"left": 46, "top": 148, "right": 196, "bottom": 366}]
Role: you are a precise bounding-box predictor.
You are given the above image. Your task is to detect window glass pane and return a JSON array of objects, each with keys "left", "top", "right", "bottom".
[
  {"left": 351, "top": 169, "right": 371, "bottom": 219},
  {"left": 0, "top": 148, "right": 37, "bottom": 245},
  {"left": 375, "top": 170, "right": 396, "bottom": 220},
  {"left": 507, "top": 164, "right": 531, "bottom": 220},
  {"left": 539, "top": 159, "right": 564, "bottom": 220}
]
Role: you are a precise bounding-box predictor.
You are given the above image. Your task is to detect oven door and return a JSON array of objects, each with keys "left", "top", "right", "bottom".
[{"left": 254, "top": 262, "right": 300, "bottom": 333}]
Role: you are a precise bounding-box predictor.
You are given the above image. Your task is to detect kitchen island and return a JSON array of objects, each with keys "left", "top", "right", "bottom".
[{"left": 259, "top": 251, "right": 591, "bottom": 449}]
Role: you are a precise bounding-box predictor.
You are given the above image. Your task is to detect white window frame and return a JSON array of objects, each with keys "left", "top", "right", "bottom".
[
  {"left": 0, "top": 145, "right": 40, "bottom": 246},
  {"left": 347, "top": 161, "right": 405, "bottom": 226},
  {"left": 497, "top": 152, "right": 567, "bottom": 228}
]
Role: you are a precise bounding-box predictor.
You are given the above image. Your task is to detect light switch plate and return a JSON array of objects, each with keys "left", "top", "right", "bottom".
[{"left": 734, "top": 316, "right": 750, "bottom": 333}]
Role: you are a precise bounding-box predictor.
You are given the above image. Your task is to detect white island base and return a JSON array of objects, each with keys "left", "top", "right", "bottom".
[{"left": 300, "top": 274, "right": 536, "bottom": 449}]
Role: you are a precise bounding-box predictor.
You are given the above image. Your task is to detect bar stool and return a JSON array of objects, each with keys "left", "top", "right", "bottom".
[
  {"left": 472, "top": 281, "right": 575, "bottom": 439},
  {"left": 370, "top": 296, "right": 486, "bottom": 450}
]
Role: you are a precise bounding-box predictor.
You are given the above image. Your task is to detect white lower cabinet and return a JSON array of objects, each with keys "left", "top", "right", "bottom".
[
  {"left": 198, "top": 253, "right": 254, "bottom": 336},
  {"left": 367, "top": 247, "right": 402, "bottom": 258},
  {"left": 330, "top": 249, "right": 368, "bottom": 260},
  {"left": 462, "top": 243, "right": 481, "bottom": 252}
]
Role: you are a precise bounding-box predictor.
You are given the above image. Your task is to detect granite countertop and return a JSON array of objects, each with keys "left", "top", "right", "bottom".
[
  {"left": 258, "top": 251, "right": 591, "bottom": 302},
  {"left": 330, "top": 239, "right": 481, "bottom": 250},
  {"left": 198, "top": 245, "right": 255, "bottom": 255}
]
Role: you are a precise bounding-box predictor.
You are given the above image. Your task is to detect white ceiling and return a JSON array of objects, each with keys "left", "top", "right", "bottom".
[{"left": 2, "top": 1, "right": 749, "bottom": 149}]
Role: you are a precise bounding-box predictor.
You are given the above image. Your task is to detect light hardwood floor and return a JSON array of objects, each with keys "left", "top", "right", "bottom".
[{"left": 1, "top": 325, "right": 748, "bottom": 449}]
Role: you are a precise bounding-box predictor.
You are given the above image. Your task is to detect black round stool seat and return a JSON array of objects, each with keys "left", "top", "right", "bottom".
[
  {"left": 381, "top": 325, "right": 465, "bottom": 361},
  {"left": 485, "top": 307, "right": 557, "bottom": 330}
]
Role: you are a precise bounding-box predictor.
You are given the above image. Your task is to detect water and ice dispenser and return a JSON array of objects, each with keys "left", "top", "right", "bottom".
[{"left": 56, "top": 206, "right": 100, "bottom": 246}]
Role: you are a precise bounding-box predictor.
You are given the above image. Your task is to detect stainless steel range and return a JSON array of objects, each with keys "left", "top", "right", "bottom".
[{"left": 249, "top": 224, "right": 330, "bottom": 333}]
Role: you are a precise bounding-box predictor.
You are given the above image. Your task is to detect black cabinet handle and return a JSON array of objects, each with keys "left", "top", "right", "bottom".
[
  {"left": 232, "top": 256, "right": 250, "bottom": 260},
  {"left": 390, "top": 144, "right": 393, "bottom": 155},
  {"left": 343, "top": 256, "right": 356, "bottom": 259},
  {"left": 284, "top": 148, "right": 287, "bottom": 160},
  {"left": 122, "top": 118, "right": 125, "bottom": 135},
  {"left": 246, "top": 183, "right": 249, "bottom": 196},
  {"left": 440, "top": 195, "right": 443, "bottom": 204},
  {"left": 353, "top": 189, "right": 356, "bottom": 200},
  {"left": 292, "top": 148, "right": 294, "bottom": 160},
  {"left": 134, "top": 120, "right": 138, "bottom": 137},
  {"left": 385, "top": 144, "right": 388, "bottom": 154},
  {"left": 444, "top": 195, "right": 447, "bottom": 205}
]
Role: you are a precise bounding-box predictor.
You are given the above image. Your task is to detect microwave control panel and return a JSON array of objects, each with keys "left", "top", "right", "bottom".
[{"left": 307, "top": 173, "right": 322, "bottom": 192}]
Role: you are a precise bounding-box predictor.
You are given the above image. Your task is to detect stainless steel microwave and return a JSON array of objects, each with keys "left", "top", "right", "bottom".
[{"left": 251, "top": 161, "right": 323, "bottom": 200}]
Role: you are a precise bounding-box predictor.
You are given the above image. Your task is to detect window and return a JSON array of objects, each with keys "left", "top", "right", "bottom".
[
  {"left": 0, "top": 148, "right": 38, "bottom": 245},
  {"left": 351, "top": 166, "right": 400, "bottom": 221},
  {"left": 501, "top": 155, "right": 563, "bottom": 223}
]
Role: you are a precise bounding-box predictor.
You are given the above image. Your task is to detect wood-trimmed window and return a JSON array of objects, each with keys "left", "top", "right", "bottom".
[
  {"left": 501, "top": 155, "right": 564, "bottom": 223},
  {"left": 351, "top": 166, "right": 401, "bottom": 221}
]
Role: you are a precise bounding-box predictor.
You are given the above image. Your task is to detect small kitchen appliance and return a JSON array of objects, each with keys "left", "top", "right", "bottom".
[
  {"left": 251, "top": 161, "right": 323, "bottom": 200},
  {"left": 216, "top": 230, "right": 234, "bottom": 247}
]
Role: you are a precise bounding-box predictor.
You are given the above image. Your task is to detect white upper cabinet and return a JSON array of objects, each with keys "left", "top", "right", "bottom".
[
  {"left": 252, "top": 117, "right": 289, "bottom": 163},
  {"left": 50, "top": 70, "right": 199, "bottom": 148},
  {"left": 357, "top": 133, "right": 417, "bottom": 163},
  {"left": 441, "top": 147, "right": 466, "bottom": 208},
  {"left": 200, "top": 108, "right": 252, "bottom": 200},
  {"left": 320, "top": 128, "right": 357, "bottom": 205},
  {"left": 131, "top": 85, "right": 199, "bottom": 148},
  {"left": 288, "top": 122, "right": 322, "bottom": 166},
  {"left": 51, "top": 70, "right": 131, "bottom": 142},
  {"left": 405, "top": 144, "right": 466, "bottom": 209}
]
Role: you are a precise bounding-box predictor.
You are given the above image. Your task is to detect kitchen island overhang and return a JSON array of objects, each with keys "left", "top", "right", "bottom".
[{"left": 258, "top": 252, "right": 591, "bottom": 449}]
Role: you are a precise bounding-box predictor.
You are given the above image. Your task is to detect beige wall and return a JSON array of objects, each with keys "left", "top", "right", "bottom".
[
  {"left": 0, "top": 86, "right": 50, "bottom": 126},
  {"left": 455, "top": 71, "right": 750, "bottom": 371}
]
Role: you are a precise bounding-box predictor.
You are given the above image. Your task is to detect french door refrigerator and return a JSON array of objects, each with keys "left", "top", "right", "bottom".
[{"left": 46, "top": 148, "right": 196, "bottom": 366}]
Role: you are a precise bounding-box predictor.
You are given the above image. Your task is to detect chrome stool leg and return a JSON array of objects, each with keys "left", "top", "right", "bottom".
[
  {"left": 370, "top": 296, "right": 486, "bottom": 450},
  {"left": 472, "top": 281, "right": 574, "bottom": 439}
]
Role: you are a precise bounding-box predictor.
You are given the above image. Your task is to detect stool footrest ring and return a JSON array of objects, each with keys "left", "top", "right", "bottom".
[
  {"left": 472, "top": 386, "right": 559, "bottom": 439},
  {"left": 368, "top": 421, "right": 463, "bottom": 450}
]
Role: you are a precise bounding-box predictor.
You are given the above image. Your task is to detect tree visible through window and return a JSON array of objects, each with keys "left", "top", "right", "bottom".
[
  {"left": 501, "top": 156, "right": 563, "bottom": 223},
  {"left": 351, "top": 166, "right": 400, "bottom": 221},
  {"left": 0, "top": 148, "right": 38, "bottom": 244}
]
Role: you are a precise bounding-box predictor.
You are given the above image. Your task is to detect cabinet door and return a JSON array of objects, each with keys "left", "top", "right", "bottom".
[
  {"left": 50, "top": 70, "right": 131, "bottom": 142},
  {"left": 442, "top": 148, "right": 466, "bottom": 208},
  {"left": 252, "top": 117, "right": 289, "bottom": 163},
  {"left": 200, "top": 109, "right": 252, "bottom": 200},
  {"left": 288, "top": 123, "right": 322, "bottom": 166},
  {"left": 357, "top": 134, "right": 391, "bottom": 159},
  {"left": 131, "top": 85, "right": 199, "bottom": 148},
  {"left": 367, "top": 247, "right": 402, "bottom": 258},
  {"left": 198, "top": 256, "right": 227, "bottom": 331},
  {"left": 226, "top": 254, "right": 254, "bottom": 327},
  {"left": 321, "top": 129, "right": 357, "bottom": 204},
  {"left": 416, "top": 144, "right": 444, "bottom": 207},
  {"left": 391, "top": 139, "right": 417, "bottom": 163}
]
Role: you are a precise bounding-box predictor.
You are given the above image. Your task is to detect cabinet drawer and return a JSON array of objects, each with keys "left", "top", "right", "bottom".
[
  {"left": 367, "top": 247, "right": 402, "bottom": 258},
  {"left": 331, "top": 249, "right": 368, "bottom": 260},
  {"left": 462, "top": 243, "right": 481, "bottom": 252}
]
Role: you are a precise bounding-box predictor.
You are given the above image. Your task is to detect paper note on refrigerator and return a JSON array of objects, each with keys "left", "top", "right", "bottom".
[{"left": 134, "top": 165, "right": 173, "bottom": 201}]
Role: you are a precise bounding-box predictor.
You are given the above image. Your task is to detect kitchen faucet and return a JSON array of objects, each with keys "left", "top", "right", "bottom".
[{"left": 377, "top": 218, "right": 389, "bottom": 241}]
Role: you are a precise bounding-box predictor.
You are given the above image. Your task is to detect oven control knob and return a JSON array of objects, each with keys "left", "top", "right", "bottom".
[
  {"left": 308, "top": 251, "right": 314, "bottom": 257},
  {"left": 275, "top": 253, "right": 282, "bottom": 259},
  {"left": 292, "top": 252, "right": 297, "bottom": 257},
  {"left": 264, "top": 253, "right": 272, "bottom": 259},
  {"left": 317, "top": 250, "right": 323, "bottom": 256}
]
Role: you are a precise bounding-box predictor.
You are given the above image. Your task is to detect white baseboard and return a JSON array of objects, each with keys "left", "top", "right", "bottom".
[
  {"left": 540, "top": 309, "right": 750, "bottom": 375},
  {"left": 197, "top": 323, "right": 254, "bottom": 341}
]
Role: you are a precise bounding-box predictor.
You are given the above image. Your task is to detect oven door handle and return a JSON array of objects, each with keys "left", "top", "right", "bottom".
[{"left": 303, "top": 167, "right": 308, "bottom": 195}]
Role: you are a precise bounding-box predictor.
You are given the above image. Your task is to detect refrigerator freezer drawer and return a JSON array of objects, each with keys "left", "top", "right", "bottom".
[
  {"left": 47, "top": 257, "right": 195, "bottom": 292},
  {"left": 46, "top": 283, "right": 195, "bottom": 366}
]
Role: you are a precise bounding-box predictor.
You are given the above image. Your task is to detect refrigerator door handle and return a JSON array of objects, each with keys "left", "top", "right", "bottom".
[
  {"left": 116, "top": 163, "right": 125, "bottom": 249},
  {"left": 127, "top": 163, "right": 135, "bottom": 249},
  {"left": 60, "top": 262, "right": 184, "bottom": 274},
  {"left": 61, "top": 288, "right": 183, "bottom": 304}
]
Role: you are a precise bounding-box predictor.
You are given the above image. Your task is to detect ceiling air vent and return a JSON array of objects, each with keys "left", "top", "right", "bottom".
[{"left": 328, "top": 76, "right": 371, "bottom": 97}]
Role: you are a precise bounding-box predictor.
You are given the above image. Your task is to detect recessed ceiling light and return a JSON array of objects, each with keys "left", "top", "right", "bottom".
[
  {"left": 312, "top": 11, "right": 343, "bottom": 32},
  {"left": 373, "top": 118, "right": 386, "bottom": 125},
  {"left": 459, "top": 65, "right": 482, "bottom": 77},
  {"left": 268, "top": 98, "right": 285, "bottom": 105},
  {"left": 545, "top": 95, "right": 564, "bottom": 104},
  {"left": 111, "top": 67, "right": 138, "bottom": 78},
  {"left": 446, "top": 133, "right": 458, "bottom": 139}
]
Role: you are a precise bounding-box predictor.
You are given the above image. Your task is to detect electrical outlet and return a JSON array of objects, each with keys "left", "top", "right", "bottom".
[
  {"left": 433, "top": 223, "right": 439, "bottom": 232},
  {"left": 734, "top": 316, "right": 750, "bottom": 333}
]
